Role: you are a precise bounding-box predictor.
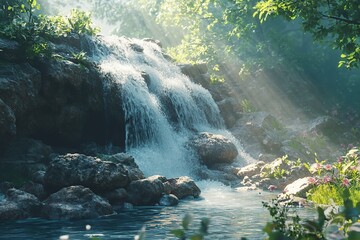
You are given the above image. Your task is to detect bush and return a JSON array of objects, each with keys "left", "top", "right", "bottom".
[{"left": 0, "top": 0, "right": 99, "bottom": 59}]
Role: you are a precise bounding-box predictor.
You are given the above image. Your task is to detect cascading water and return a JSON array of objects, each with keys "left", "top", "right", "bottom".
[{"left": 83, "top": 35, "right": 246, "bottom": 177}]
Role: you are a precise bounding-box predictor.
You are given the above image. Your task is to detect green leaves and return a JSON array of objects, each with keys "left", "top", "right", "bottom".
[{"left": 254, "top": 0, "right": 360, "bottom": 69}]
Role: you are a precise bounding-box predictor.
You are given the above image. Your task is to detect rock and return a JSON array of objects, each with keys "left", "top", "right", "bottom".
[
  {"left": 2, "top": 138, "right": 53, "bottom": 163},
  {"left": 236, "top": 161, "right": 266, "bottom": 178},
  {"left": 42, "top": 185, "right": 113, "bottom": 220},
  {"left": 31, "top": 170, "right": 46, "bottom": 184},
  {"left": 43, "top": 154, "right": 129, "bottom": 193},
  {"left": 230, "top": 112, "right": 285, "bottom": 158},
  {"left": 0, "top": 182, "right": 15, "bottom": 194},
  {"left": 216, "top": 98, "right": 241, "bottom": 128},
  {"left": 102, "top": 153, "right": 144, "bottom": 181},
  {"left": 126, "top": 176, "right": 165, "bottom": 206},
  {"left": 159, "top": 194, "right": 179, "bottom": 206},
  {"left": 0, "top": 188, "right": 42, "bottom": 219},
  {"left": 21, "top": 181, "right": 47, "bottom": 200},
  {"left": 0, "top": 63, "right": 41, "bottom": 135},
  {"left": 165, "top": 176, "right": 201, "bottom": 199},
  {"left": 101, "top": 188, "right": 128, "bottom": 205},
  {"left": 197, "top": 168, "right": 238, "bottom": 185},
  {"left": 189, "top": 132, "right": 238, "bottom": 166},
  {"left": 282, "top": 177, "right": 312, "bottom": 198},
  {"left": 0, "top": 201, "right": 26, "bottom": 220},
  {"left": 0, "top": 99, "right": 16, "bottom": 151},
  {"left": 179, "top": 63, "right": 211, "bottom": 89},
  {"left": 143, "top": 38, "right": 162, "bottom": 48},
  {"left": 0, "top": 38, "right": 21, "bottom": 62}
]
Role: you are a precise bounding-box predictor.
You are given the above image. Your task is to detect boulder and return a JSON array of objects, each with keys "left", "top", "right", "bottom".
[
  {"left": 42, "top": 185, "right": 113, "bottom": 219},
  {"left": 102, "top": 153, "right": 144, "bottom": 181},
  {"left": 43, "top": 154, "right": 129, "bottom": 193},
  {"left": 189, "top": 132, "right": 238, "bottom": 166},
  {"left": 0, "top": 188, "right": 42, "bottom": 220},
  {"left": 126, "top": 176, "right": 165, "bottom": 206},
  {"left": 159, "top": 194, "right": 179, "bottom": 206},
  {"left": 21, "top": 181, "right": 47, "bottom": 200},
  {"left": 236, "top": 161, "right": 266, "bottom": 178},
  {"left": 101, "top": 188, "right": 128, "bottom": 205},
  {"left": 230, "top": 112, "right": 285, "bottom": 158},
  {"left": 282, "top": 177, "right": 312, "bottom": 198},
  {"left": 179, "top": 63, "right": 210, "bottom": 89},
  {"left": 165, "top": 176, "right": 201, "bottom": 199}
]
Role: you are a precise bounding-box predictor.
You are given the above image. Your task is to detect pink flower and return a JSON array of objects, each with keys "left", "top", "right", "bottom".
[
  {"left": 324, "top": 164, "right": 332, "bottom": 171},
  {"left": 308, "top": 177, "right": 317, "bottom": 184},
  {"left": 268, "top": 185, "right": 277, "bottom": 192},
  {"left": 323, "top": 176, "right": 331, "bottom": 184},
  {"left": 342, "top": 178, "right": 351, "bottom": 187}
]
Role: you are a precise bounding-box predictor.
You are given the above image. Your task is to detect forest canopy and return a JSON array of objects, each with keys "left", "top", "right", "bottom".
[{"left": 255, "top": 0, "right": 360, "bottom": 69}]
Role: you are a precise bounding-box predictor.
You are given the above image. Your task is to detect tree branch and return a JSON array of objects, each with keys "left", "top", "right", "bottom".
[{"left": 321, "top": 14, "right": 360, "bottom": 25}]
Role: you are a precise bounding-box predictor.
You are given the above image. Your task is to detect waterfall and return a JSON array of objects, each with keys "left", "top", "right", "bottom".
[{"left": 85, "top": 36, "right": 239, "bottom": 177}]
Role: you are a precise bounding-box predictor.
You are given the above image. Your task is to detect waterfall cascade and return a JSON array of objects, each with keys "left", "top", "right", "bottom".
[{"left": 85, "top": 36, "right": 244, "bottom": 177}]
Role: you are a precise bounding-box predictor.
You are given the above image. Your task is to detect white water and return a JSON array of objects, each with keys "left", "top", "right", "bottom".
[{"left": 83, "top": 36, "right": 251, "bottom": 178}]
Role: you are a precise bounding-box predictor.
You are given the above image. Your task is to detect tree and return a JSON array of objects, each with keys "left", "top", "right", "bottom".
[{"left": 254, "top": 0, "right": 360, "bottom": 69}]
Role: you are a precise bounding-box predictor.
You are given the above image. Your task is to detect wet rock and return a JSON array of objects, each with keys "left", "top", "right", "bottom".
[
  {"left": 102, "top": 153, "right": 144, "bottom": 181},
  {"left": 21, "top": 181, "right": 47, "bottom": 200},
  {"left": 165, "top": 176, "right": 201, "bottom": 199},
  {"left": 189, "top": 132, "right": 238, "bottom": 166},
  {"left": 0, "top": 188, "right": 42, "bottom": 219},
  {"left": 159, "top": 194, "right": 179, "bottom": 206},
  {"left": 126, "top": 176, "right": 165, "bottom": 206},
  {"left": 42, "top": 185, "right": 113, "bottom": 220},
  {"left": 43, "top": 153, "right": 129, "bottom": 193},
  {"left": 101, "top": 188, "right": 128, "bottom": 205},
  {"left": 216, "top": 98, "right": 240, "bottom": 128},
  {"left": 179, "top": 63, "right": 210, "bottom": 89},
  {"left": 143, "top": 38, "right": 162, "bottom": 48},
  {"left": 197, "top": 168, "right": 238, "bottom": 185}
]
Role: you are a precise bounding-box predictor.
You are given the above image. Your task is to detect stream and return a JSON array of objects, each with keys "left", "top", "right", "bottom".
[{"left": 0, "top": 182, "right": 279, "bottom": 239}]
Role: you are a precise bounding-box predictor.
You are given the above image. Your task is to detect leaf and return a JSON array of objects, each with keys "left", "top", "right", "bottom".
[
  {"left": 190, "top": 234, "right": 203, "bottom": 240},
  {"left": 199, "top": 218, "right": 210, "bottom": 234},
  {"left": 348, "top": 231, "right": 360, "bottom": 240},
  {"left": 182, "top": 214, "right": 193, "bottom": 230},
  {"left": 317, "top": 207, "right": 326, "bottom": 229},
  {"left": 170, "top": 229, "right": 185, "bottom": 238}
]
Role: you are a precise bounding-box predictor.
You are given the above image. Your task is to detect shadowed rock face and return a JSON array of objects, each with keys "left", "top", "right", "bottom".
[
  {"left": 42, "top": 185, "right": 113, "bottom": 220},
  {"left": 0, "top": 36, "right": 127, "bottom": 153},
  {"left": 189, "top": 132, "right": 238, "bottom": 166}
]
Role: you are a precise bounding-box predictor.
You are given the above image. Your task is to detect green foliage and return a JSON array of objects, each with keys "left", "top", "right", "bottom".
[
  {"left": 254, "top": 0, "right": 360, "bottom": 69},
  {"left": 240, "top": 99, "right": 256, "bottom": 113},
  {"left": 306, "top": 148, "right": 360, "bottom": 205},
  {"left": 170, "top": 213, "right": 209, "bottom": 240},
  {"left": 263, "top": 191, "right": 360, "bottom": 239},
  {"left": 260, "top": 155, "right": 303, "bottom": 179},
  {"left": 0, "top": 0, "right": 99, "bottom": 59}
]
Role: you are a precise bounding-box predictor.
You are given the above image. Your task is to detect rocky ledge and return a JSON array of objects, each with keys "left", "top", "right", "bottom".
[{"left": 0, "top": 153, "right": 201, "bottom": 220}]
